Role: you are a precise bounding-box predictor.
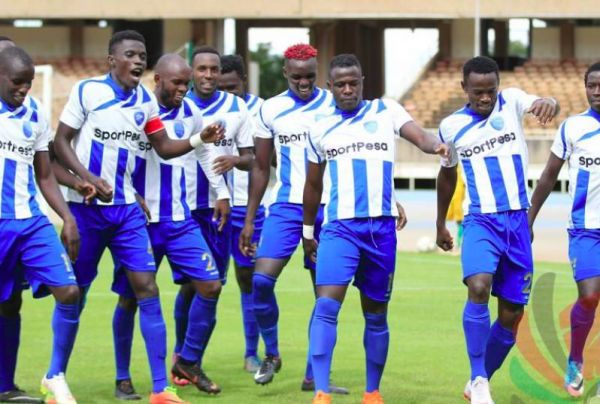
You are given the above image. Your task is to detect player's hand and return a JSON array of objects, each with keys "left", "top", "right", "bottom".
[
  {"left": 213, "top": 198, "right": 230, "bottom": 231},
  {"left": 434, "top": 142, "right": 451, "bottom": 159},
  {"left": 74, "top": 179, "right": 97, "bottom": 205},
  {"left": 527, "top": 98, "right": 558, "bottom": 126},
  {"left": 213, "top": 155, "right": 240, "bottom": 175},
  {"left": 135, "top": 193, "right": 151, "bottom": 223},
  {"left": 61, "top": 215, "right": 80, "bottom": 262},
  {"left": 86, "top": 175, "right": 113, "bottom": 203},
  {"left": 529, "top": 225, "right": 534, "bottom": 243},
  {"left": 199, "top": 122, "right": 225, "bottom": 144},
  {"left": 303, "top": 237, "right": 318, "bottom": 263},
  {"left": 239, "top": 222, "right": 256, "bottom": 257},
  {"left": 436, "top": 225, "right": 454, "bottom": 251},
  {"left": 395, "top": 202, "right": 407, "bottom": 231}
]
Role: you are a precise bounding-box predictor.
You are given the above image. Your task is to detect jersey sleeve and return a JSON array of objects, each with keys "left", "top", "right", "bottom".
[
  {"left": 255, "top": 103, "right": 274, "bottom": 139},
  {"left": 144, "top": 94, "right": 165, "bottom": 135},
  {"left": 33, "top": 110, "right": 51, "bottom": 152},
  {"left": 550, "top": 120, "right": 571, "bottom": 161},
  {"left": 195, "top": 145, "right": 230, "bottom": 200},
  {"left": 306, "top": 127, "right": 325, "bottom": 164},
  {"left": 59, "top": 82, "right": 86, "bottom": 130},
  {"left": 386, "top": 99, "right": 414, "bottom": 133},
  {"left": 505, "top": 87, "right": 540, "bottom": 120},
  {"left": 235, "top": 102, "right": 256, "bottom": 148}
]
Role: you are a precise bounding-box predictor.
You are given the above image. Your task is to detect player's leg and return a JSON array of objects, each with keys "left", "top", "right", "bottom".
[
  {"left": 252, "top": 203, "right": 305, "bottom": 384},
  {"left": 360, "top": 295, "right": 389, "bottom": 404},
  {"left": 111, "top": 289, "right": 140, "bottom": 401}
]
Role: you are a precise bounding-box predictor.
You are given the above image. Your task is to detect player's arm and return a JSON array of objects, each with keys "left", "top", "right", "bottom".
[
  {"left": 528, "top": 153, "right": 564, "bottom": 230},
  {"left": 34, "top": 151, "right": 80, "bottom": 261},
  {"left": 196, "top": 144, "right": 231, "bottom": 231},
  {"left": 147, "top": 120, "right": 225, "bottom": 160},
  {"left": 527, "top": 97, "right": 560, "bottom": 126},
  {"left": 213, "top": 147, "right": 254, "bottom": 175},
  {"left": 400, "top": 122, "right": 450, "bottom": 158},
  {"left": 436, "top": 165, "right": 457, "bottom": 251},
  {"left": 240, "top": 137, "right": 273, "bottom": 256},
  {"left": 49, "top": 141, "right": 96, "bottom": 204},
  {"left": 302, "top": 161, "right": 326, "bottom": 263},
  {"left": 54, "top": 122, "right": 114, "bottom": 202}
]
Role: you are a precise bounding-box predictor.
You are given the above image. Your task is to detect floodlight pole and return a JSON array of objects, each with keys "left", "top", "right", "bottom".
[{"left": 474, "top": 0, "right": 481, "bottom": 56}]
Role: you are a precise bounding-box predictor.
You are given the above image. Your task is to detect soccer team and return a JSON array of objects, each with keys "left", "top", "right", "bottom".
[{"left": 0, "top": 28, "right": 599, "bottom": 404}]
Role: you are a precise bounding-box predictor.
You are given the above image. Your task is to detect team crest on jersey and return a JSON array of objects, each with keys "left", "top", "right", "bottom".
[
  {"left": 22, "top": 121, "right": 33, "bottom": 138},
  {"left": 490, "top": 116, "right": 504, "bottom": 131},
  {"left": 363, "top": 121, "right": 378, "bottom": 134},
  {"left": 174, "top": 121, "right": 185, "bottom": 138},
  {"left": 134, "top": 111, "right": 145, "bottom": 126}
]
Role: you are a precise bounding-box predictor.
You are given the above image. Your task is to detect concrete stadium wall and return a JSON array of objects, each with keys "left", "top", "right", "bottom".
[
  {"left": 451, "top": 19, "right": 475, "bottom": 60},
  {"left": 0, "top": 26, "right": 70, "bottom": 58},
  {"left": 575, "top": 27, "right": 600, "bottom": 60},
  {"left": 163, "top": 19, "right": 191, "bottom": 54},
  {"left": 83, "top": 27, "right": 112, "bottom": 58},
  {"left": 531, "top": 27, "right": 560, "bottom": 60}
]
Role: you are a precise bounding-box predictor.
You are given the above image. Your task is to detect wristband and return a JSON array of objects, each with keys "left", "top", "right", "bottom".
[
  {"left": 303, "top": 225, "right": 315, "bottom": 240},
  {"left": 189, "top": 133, "right": 202, "bottom": 148}
]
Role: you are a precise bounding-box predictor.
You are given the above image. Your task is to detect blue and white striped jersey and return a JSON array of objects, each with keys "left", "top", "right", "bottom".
[
  {"left": 185, "top": 90, "right": 255, "bottom": 209},
  {"left": 307, "top": 99, "right": 411, "bottom": 223},
  {"left": 0, "top": 96, "right": 50, "bottom": 219},
  {"left": 60, "top": 74, "right": 162, "bottom": 205},
  {"left": 439, "top": 88, "right": 539, "bottom": 215},
  {"left": 133, "top": 98, "right": 229, "bottom": 223},
  {"left": 551, "top": 108, "right": 600, "bottom": 229},
  {"left": 256, "top": 87, "right": 334, "bottom": 205},
  {"left": 230, "top": 93, "right": 263, "bottom": 206}
]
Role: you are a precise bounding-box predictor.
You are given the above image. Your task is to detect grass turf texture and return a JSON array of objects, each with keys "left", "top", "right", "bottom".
[{"left": 15, "top": 251, "right": 580, "bottom": 403}]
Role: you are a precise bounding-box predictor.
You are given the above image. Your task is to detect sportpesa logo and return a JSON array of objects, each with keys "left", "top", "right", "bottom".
[
  {"left": 579, "top": 156, "right": 600, "bottom": 168},
  {"left": 325, "top": 142, "right": 389, "bottom": 160},
  {"left": 279, "top": 132, "right": 308, "bottom": 144},
  {"left": 93, "top": 128, "right": 151, "bottom": 151},
  {"left": 459, "top": 132, "right": 516, "bottom": 158}
]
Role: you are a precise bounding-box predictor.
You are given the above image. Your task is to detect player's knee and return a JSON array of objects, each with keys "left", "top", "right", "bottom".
[
  {"left": 129, "top": 274, "right": 159, "bottom": 299},
  {"left": 314, "top": 297, "right": 342, "bottom": 323},
  {"left": 467, "top": 279, "right": 491, "bottom": 303},
  {"left": 196, "top": 281, "right": 222, "bottom": 299},
  {"left": 579, "top": 293, "right": 600, "bottom": 311},
  {"left": 55, "top": 285, "right": 80, "bottom": 305},
  {"left": 118, "top": 296, "right": 138, "bottom": 312},
  {"left": 253, "top": 272, "right": 276, "bottom": 298},
  {"left": 235, "top": 266, "right": 254, "bottom": 294}
]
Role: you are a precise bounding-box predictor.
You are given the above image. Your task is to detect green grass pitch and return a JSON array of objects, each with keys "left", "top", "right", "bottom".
[{"left": 15, "top": 250, "right": 583, "bottom": 403}]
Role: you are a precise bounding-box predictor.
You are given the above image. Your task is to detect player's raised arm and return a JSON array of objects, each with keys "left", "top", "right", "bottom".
[{"left": 400, "top": 121, "right": 450, "bottom": 158}]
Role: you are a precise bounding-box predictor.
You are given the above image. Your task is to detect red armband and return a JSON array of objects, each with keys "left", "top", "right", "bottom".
[{"left": 144, "top": 116, "right": 164, "bottom": 135}]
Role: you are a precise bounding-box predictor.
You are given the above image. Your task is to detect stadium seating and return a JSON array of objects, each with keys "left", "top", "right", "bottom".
[{"left": 401, "top": 59, "right": 589, "bottom": 131}]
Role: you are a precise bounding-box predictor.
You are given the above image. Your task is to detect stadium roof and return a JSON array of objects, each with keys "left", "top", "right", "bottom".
[{"left": 6, "top": 0, "right": 600, "bottom": 19}]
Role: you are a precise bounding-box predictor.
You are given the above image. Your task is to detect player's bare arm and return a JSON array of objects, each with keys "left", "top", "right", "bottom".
[
  {"left": 148, "top": 122, "right": 224, "bottom": 160},
  {"left": 400, "top": 121, "right": 450, "bottom": 158},
  {"left": 527, "top": 97, "right": 560, "bottom": 126},
  {"left": 34, "top": 151, "right": 80, "bottom": 261},
  {"left": 436, "top": 165, "right": 458, "bottom": 251},
  {"left": 49, "top": 141, "right": 97, "bottom": 204},
  {"left": 396, "top": 201, "right": 408, "bottom": 231},
  {"left": 213, "top": 147, "right": 253, "bottom": 175},
  {"left": 302, "top": 161, "right": 326, "bottom": 263},
  {"left": 528, "top": 153, "right": 565, "bottom": 237}
]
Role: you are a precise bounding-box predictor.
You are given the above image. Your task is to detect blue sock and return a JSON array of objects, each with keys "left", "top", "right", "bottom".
[
  {"left": 197, "top": 318, "right": 216, "bottom": 366},
  {"left": 0, "top": 315, "right": 20, "bottom": 391},
  {"left": 304, "top": 307, "right": 316, "bottom": 381},
  {"left": 463, "top": 301, "right": 491, "bottom": 380},
  {"left": 112, "top": 305, "right": 136, "bottom": 381},
  {"left": 47, "top": 303, "right": 79, "bottom": 377},
  {"left": 309, "top": 297, "right": 341, "bottom": 393},
  {"left": 180, "top": 294, "right": 217, "bottom": 364},
  {"left": 485, "top": 321, "right": 515, "bottom": 380},
  {"left": 241, "top": 292, "right": 259, "bottom": 358},
  {"left": 364, "top": 312, "right": 389, "bottom": 393},
  {"left": 138, "top": 297, "right": 167, "bottom": 393},
  {"left": 173, "top": 291, "right": 189, "bottom": 354},
  {"left": 253, "top": 273, "right": 279, "bottom": 357}
]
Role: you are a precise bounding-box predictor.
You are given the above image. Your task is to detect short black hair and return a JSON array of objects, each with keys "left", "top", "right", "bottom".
[
  {"left": 220, "top": 54, "right": 245, "bottom": 78},
  {"left": 0, "top": 36, "right": 13, "bottom": 43},
  {"left": 192, "top": 45, "right": 220, "bottom": 61},
  {"left": 0, "top": 46, "right": 33, "bottom": 73},
  {"left": 329, "top": 53, "right": 362, "bottom": 73},
  {"left": 108, "top": 30, "right": 145, "bottom": 55},
  {"left": 585, "top": 62, "right": 600, "bottom": 84},
  {"left": 463, "top": 56, "right": 499, "bottom": 81}
]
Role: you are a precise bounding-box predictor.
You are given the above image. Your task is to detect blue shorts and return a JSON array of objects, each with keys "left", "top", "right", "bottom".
[
  {"left": 568, "top": 228, "right": 600, "bottom": 282},
  {"left": 0, "top": 216, "right": 76, "bottom": 302},
  {"left": 69, "top": 203, "right": 156, "bottom": 287},
  {"left": 113, "top": 219, "right": 219, "bottom": 298},
  {"left": 191, "top": 208, "right": 232, "bottom": 283},
  {"left": 230, "top": 206, "right": 265, "bottom": 268},
  {"left": 461, "top": 209, "right": 533, "bottom": 305},
  {"left": 256, "top": 203, "right": 324, "bottom": 270},
  {"left": 316, "top": 217, "right": 397, "bottom": 302}
]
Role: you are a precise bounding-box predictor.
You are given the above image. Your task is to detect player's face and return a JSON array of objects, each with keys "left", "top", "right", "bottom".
[
  {"left": 461, "top": 72, "right": 499, "bottom": 116},
  {"left": 328, "top": 65, "right": 363, "bottom": 111},
  {"left": 283, "top": 58, "right": 317, "bottom": 100},
  {"left": 218, "top": 71, "right": 245, "bottom": 98},
  {"left": 0, "top": 61, "right": 34, "bottom": 108},
  {"left": 108, "top": 39, "right": 147, "bottom": 91},
  {"left": 192, "top": 53, "right": 220, "bottom": 99},
  {"left": 156, "top": 65, "right": 192, "bottom": 109},
  {"left": 586, "top": 71, "right": 600, "bottom": 113}
]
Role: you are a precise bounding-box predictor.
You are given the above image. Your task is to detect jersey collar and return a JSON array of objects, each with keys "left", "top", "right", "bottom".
[
  {"left": 588, "top": 107, "right": 600, "bottom": 123},
  {"left": 0, "top": 97, "right": 18, "bottom": 114},
  {"left": 286, "top": 87, "right": 319, "bottom": 104},
  {"left": 336, "top": 100, "right": 366, "bottom": 119},
  {"left": 106, "top": 74, "right": 136, "bottom": 101},
  {"left": 188, "top": 89, "right": 221, "bottom": 109}
]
